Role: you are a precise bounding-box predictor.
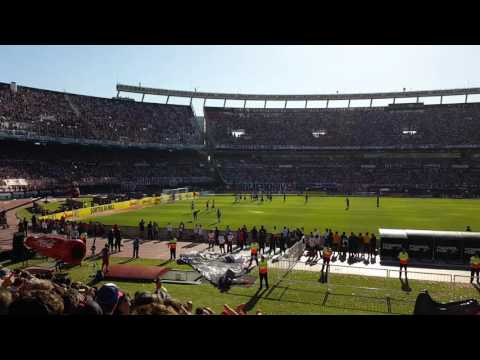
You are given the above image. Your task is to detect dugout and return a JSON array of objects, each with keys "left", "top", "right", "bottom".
[{"left": 379, "top": 229, "right": 480, "bottom": 265}]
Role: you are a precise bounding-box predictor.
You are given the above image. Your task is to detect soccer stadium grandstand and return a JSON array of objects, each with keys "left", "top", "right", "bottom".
[
  {"left": 2, "top": 82, "right": 480, "bottom": 196},
  {"left": 2, "top": 82, "right": 480, "bottom": 316}
]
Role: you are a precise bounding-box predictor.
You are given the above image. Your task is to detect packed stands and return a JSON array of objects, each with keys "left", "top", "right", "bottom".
[
  {"left": 204, "top": 105, "right": 480, "bottom": 149},
  {"left": 0, "top": 140, "right": 215, "bottom": 193},
  {"left": 0, "top": 83, "right": 203, "bottom": 146}
]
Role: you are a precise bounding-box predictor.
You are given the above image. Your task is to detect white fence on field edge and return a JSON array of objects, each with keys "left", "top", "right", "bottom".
[{"left": 270, "top": 259, "right": 474, "bottom": 284}]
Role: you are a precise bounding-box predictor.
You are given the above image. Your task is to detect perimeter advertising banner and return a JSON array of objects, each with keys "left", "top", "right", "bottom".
[{"left": 39, "top": 193, "right": 194, "bottom": 221}]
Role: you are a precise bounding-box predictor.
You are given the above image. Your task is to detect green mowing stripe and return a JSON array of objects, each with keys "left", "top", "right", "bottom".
[{"left": 87, "top": 195, "right": 480, "bottom": 235}]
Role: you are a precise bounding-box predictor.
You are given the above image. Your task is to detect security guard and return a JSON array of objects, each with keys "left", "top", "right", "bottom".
[
  {"left": 259, "top": 255, "right": 269, "bottom": 289},
  {"left": 168, "top": 237, "right": 177, "bottom": 261},
  {"left": 249, "top": 240, "right": 259, "bottom": 267},
  {"left": 398, "top": 248, "right": 409, "bottom": 280},
  {"left": 470, "top": 252, "right": 480, "bottom": 284},
  {"left": 320, "top": 246, "right": 333, "bottom": 283}
]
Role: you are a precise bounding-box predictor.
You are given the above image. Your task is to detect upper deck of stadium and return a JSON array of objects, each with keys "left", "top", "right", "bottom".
[{"left": 3, "top": 81, "right": 480, "bottom": 150}]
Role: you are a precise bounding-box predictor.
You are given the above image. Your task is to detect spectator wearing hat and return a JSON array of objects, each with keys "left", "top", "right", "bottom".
[{"left": 95, "top": 283, "right": 129, "bottom": 315}]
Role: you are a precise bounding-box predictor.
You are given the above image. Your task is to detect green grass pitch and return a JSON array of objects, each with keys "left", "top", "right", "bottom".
[{"left": 86, "top": 195, "right": 480, "bottom": 234}]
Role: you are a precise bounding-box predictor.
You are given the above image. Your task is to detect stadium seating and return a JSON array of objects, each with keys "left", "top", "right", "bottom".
[
  {"left": 0, "top": 140, "right": 215, "bottom": 192},
  {"left": 0, "top": 83, "right": 203, "bottom": 145},
  {"left": 204, "top": 105, "right": 480, "bottom": 148}
]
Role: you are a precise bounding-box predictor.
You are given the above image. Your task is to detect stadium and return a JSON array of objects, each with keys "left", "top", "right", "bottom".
[{"left": 1, "top": 71, "right": 480, "bottom": 315}]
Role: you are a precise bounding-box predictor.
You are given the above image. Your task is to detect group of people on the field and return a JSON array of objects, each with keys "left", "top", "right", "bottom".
[
  {"left": 206, "top": 224, "right": 301, "bottom": 255},
  {"left": 303, "top": 229, "right": 377, "bottom": 263}
]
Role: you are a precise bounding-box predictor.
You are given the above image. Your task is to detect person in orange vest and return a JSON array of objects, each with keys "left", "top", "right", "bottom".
[
  {"left": 259, "top": 255, "right": 269, "bottom": 289},
  {"left": 470, "top": 252, "right": 480, "bottom": 284},
  {"left": 248, "top": 240, "right": 259, "bottom": 267},
  {"left": 168, "top": 237, "right": 177, "bottom": 261},
  {"left": 398, "top": 248, "right": 409, "bottom": 280},
  {"left": 320, "top": 246, "right": 333, "bottom": 283}
]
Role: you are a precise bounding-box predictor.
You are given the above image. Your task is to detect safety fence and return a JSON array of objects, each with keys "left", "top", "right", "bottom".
[
  {"left": 273, "top": 258, "right": 471, "bottom": 284},
  {"left": 266, "top": 257, "right": 479, "bottom": 314}
]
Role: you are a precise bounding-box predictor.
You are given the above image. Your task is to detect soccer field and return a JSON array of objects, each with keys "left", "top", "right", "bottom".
[{"left": 86, "top": 195, "right": 480, "bottom": 234}]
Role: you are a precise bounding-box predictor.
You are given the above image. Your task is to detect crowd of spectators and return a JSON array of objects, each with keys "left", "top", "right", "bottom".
[
  {"left": 217, "top": 154, "right": 480, "bottom": 194},
  {"left": 0, "top": 139, "right": 215, "bottom": 192},
  {"left": 205, "top": 104, "right": 480, "bottom": 148},
  {"left": 0, "top": 83, "right": 203, "bottom": 145},
  {"left": 0, "top": 267, "right": 251, "bottom": 315}
]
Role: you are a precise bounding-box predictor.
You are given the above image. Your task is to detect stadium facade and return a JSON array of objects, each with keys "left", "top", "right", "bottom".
[{"left": 2, "top": 81, "right": 480, "bottom": 197}]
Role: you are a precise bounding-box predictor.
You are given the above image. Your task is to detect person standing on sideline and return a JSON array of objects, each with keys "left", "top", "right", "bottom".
[
  {"left": 166, "top": 222, "right": 173, "bottom": 239},
  {"left": 269, "top": 226, "right": 278, "bottom": 255},
  {"left": 132, "top": 238, "right": 140, "bottom": 258},
  {"left": 398, "top": 248, "right": 409, "bottom": 280},
  {"left": 237, "top": 227, "right": 244, "bottom": 250},
  {"left": 218, "top": 232, "right": 226, "bottom": 254},
  {"left": 376, "top": 193, "right": 380, "bottom": 208},
  {"left": 470, "top": 252, "right": 480, "bottom": 284},
  {"left": 208, "top": 229, "right": 215, "bottom": 250},
  {"left": 168, "top": 237, "right": 177, "bottom": 261},
  {"left": 212, "top": 199, "right": 215, "bottom": 209},
  {"left": 216, "top": 208, "right": 221, "bottom": 223},
  {"left": 320, "top": 246, "right": 333, "bottom": 283},
  {"left": 147, "top": 221, "right": 153, "bottom": 240},
  {"left": 139, "top": 219, "right": 145, "bottom": 239},
  {"left": 345, "top": 197, "right": 350, "bottom": 210},
  {"left": 206, "top": 200, "right": 209, "bottom": 211},
  {"left": 259, "top": 255, "right": 269, "bottom": 289},
  {"left": 227, "top": 230, "right": 234, "bottom": 253},
  {"left": 283, "top": 193, "right": 286, "bottom": 202},
  {"left": 369, "top": 233, "right": 377, "bottom": 260},
  {"left": 259, "top": 225, "right": 267, "bottom": 254},
  {"left": 249, "top": 240, "right": 259, "bottom": 267},
  {"left": 101, "top": 244, "right": 110, "bottom": 274},
  {"left": 304, "top": 192, "right": 308, "bottom": 204},
  {"left": 107, "top": 228, "right": 115, "bottom": 252},
  {"left": 153, "top": 222, "right": 159, "bottom": 240},
  {"left": 114, "top": 227, "right": 122, "bottom": 253}
]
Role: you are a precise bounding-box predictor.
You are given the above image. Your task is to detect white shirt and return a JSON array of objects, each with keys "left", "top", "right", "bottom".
[
  {"left": 218, "top": 235, "right": 225, "bottom": 245},
  {"left": 227, "top": 233, "right": 234, "bottom": 242},
  {"left": 167, "top": 225, "right": 172, "bottom": 232}
]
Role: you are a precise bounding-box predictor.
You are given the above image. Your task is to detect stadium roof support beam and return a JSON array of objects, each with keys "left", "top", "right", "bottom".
[
  {"left": 466, "top": 94, "right": 469, "bottom": 103},
  {"left": 348, "top": 99, "right": 351, "bottom": 108},
  {"left": 264, "top": 100, "right": 267, "bottom": 108},
  {"left": 141, "top": 94, "right": 145, "bottom": 102},
  {"left": 118, "top": 84, "right": 480, "bottom": 102},
  {"left": 393, "top": 97, "right": 396, "bottom": 104},
  {"left": 243, "top": 100, "right": 246, "bottom": 108},
  {"left": 305, "top": 100, "right": 308, "bottom": 108},
  {"left": 166, "top": 95, "right": 170, "bottom": 104},
  {"left": 440, "top": 96, "right": 443, "bottom": 104},
  {"left": 370, "top": 98, "right": 373, "bottom": 107},
  {"left": 223, "top": 99, "right": 226, "bottom": 108},
  {"left": 416, "top": 96, "right": 419, "bottom": 103},
  {"left": 117, "top": 90, "right": 120, "bottom": 98},
  {"left": 203, "top": 98, "right": 207, "bottom": 107},
  {"left": 284, "top": 100, "right": 287, "bottom": 109},
  {"left": 326, "top": 99, "right": 329, "bottom": 108}
]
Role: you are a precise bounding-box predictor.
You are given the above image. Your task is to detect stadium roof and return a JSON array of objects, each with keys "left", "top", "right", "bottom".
[{"left": 117, "top": 84, "right": 480, "bottom": 102}]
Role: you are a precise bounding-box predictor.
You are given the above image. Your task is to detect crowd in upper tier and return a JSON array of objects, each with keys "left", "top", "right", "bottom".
[
  {"left": 0, "top": 83, "right": 203, "bottom": 145},
  {"left": 204, "top": 104, "right": 480, "bottom": 148}
]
